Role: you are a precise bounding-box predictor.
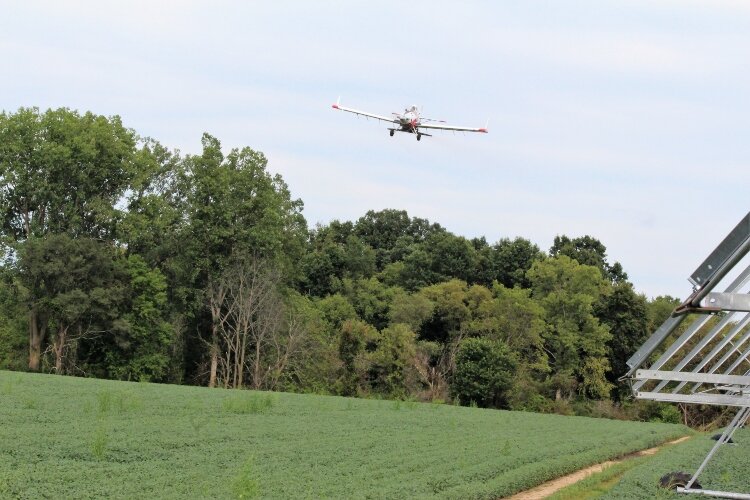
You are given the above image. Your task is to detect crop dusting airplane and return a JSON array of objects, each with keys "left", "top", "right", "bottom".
[{"left": 331, "top": 98, "right": 488, "bottom": 141}]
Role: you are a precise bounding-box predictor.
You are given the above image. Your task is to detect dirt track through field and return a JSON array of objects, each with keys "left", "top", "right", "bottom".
[{"left": 504, "top": 436, "right": 691, "bottom": 499}]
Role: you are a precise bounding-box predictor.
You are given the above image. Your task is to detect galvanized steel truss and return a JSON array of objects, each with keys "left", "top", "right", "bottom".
[{"left": 625, "top": 212, "right": 750, "bottom": 499}]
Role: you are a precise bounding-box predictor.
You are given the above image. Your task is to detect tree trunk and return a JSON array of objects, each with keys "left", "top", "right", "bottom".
[
  {"left": 28, "top": 310, "right": 46, "bottom": 371},
  {"left": 208, "top": 331, "right": 218, "bottom": 388},
  {"left": 253, "top": 338, "right": 262, "bottom": 389},
  {"left": 54, "top": 326, "right": 68, "bottom": 374},
  {"left": 207, "top": 280, "right": 227, "bottom": 389},
  {"left": 29, "top": 339, "right": 41, "bottom": 371},
  {"left": 237, "top": 323, "right": 248, "bottom": 389},
  {"left": 233, "top": 326, "right": 242, "bottom": 389}
]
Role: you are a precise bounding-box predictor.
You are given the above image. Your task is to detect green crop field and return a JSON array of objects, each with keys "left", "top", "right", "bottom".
[
  {"left": 1, "top": 370, "right": 688, "bottom": 499},
  {"left": 595, "top": 427, "right": 750, "bottom": 498}
]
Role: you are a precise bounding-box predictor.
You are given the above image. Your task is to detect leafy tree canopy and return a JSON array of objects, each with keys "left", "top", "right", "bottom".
[
  {"left": 551, "top": 235, "right": 628, "bottom": 284},
  {"left": 0, "top": 107, "right": 141, "bottom": 242},
  {"left": 527, "top": 256, "right": 613, "bottom": 399},
  {"left": 452, "top": 337, "right": 517, "bottom": 408}
]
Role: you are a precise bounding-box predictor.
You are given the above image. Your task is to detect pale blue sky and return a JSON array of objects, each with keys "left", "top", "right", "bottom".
[{"left": 3, "top": 1, "right": 750, "bottom": 299}]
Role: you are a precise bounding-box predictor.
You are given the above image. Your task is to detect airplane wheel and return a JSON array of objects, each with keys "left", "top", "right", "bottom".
[
  {"left": 417, "top": 134, "right": 421, "bottom": 141},
  {"left": 389, "top": 130, "right": 394, "bottom": 137}
]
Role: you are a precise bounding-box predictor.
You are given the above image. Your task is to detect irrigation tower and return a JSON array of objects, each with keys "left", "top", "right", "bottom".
[{"left": 626, "top": 212, "right": 750, "bottom": 499}]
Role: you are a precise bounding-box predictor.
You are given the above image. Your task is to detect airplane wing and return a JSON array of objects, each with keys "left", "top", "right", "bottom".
[
  {"left": 331, "top": 101, "right": 398, "bottom": 124},
  {"left": 417, "top": 122, "right": 488, "bottom": 133}
]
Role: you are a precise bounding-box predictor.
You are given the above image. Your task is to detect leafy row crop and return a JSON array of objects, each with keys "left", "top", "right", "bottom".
[
  {"left": 600, "top": 428, "right": 750, "bottom": 498},
  {"left": 0, "top": 370, "right": 687, "bottom": 499}
]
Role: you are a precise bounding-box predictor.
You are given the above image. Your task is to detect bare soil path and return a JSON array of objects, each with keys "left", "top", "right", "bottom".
[{"left": 505, "top": 436, "right": 691, "bottom": 499}]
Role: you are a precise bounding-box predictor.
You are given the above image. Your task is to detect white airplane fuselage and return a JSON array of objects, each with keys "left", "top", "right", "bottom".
[{"left": 395, "top": 106, "right": 420, "bottom": 132}]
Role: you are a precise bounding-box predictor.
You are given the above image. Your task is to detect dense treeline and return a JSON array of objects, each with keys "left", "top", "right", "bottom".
[{"left": 0, "top": 107, "right": 689, "bottom": 422}]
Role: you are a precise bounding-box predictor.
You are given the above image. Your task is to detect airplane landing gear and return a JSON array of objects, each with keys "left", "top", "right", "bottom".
[
  {"left": 416, "top": 133, "right": 422, "bottom": 141},
  {"left": 389, "top": 129, "right": 394, "bottom": 137}
]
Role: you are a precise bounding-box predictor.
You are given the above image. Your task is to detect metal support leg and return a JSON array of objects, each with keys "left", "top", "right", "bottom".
[{"left": 679, "top": 407, "right": 750, "bottom": 496}]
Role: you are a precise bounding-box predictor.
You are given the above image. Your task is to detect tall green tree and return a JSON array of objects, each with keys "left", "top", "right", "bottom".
[
  {"left": 117, "top": 141, "right": 189, "bottom": 382},
  {"left": 594, "top": 282, "right": 650, "bottom": 399},
  {"left": 337, "top": 319, "right": 377, "bottom": 396},
  {"left": 177, "top": 134, "right": 307, "bottom": 386},
  {"left": 0, "top": 108, "right": 145, "bottom": 370},
  {"left": 0, "top": 269, "right": 26, "bottom": 370},
  {"left": 103, "top": 255, "right": 173, "bottom": 382},
  {"left": 16, "top": 234, "right": 122, "bottom": 374},
  {"left": 369, "top": 323, "right": 418, "bottom": 398},
  {"left": 527, "top": 256, "right": 613, "bottom": 399}
]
